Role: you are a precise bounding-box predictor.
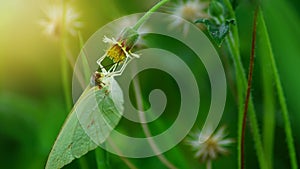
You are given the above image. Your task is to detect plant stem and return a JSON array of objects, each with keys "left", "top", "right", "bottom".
[
  {"left": 133, "top": 0, "right": 170, "bottom": 31},
  {"left": 61, "top": 3, "right": 88, "bottom": 169},
  {"left": 259, "top": 13, "right": 275, "bottom": 169},
  {"left": 225, "top": 35, "right": 267, "bottom": 169},
  {"left": 78, "top": 158, "right": 89, "bottom": 169},
  {"left": 206, "top": 160, "right": 212, "bottom": 169},
  {"left": 132, "top": 66, "right": 177, "bottom": 169},
  {"left": 258, "top": 8, "right": 298, "bottom": 169},
  {"left": 78, "top": 31, "right": 91, "bottom": 84},
  {"left": 95, "top": 147, "right": 109, "bottom": 169},
  {"left": 107, "top": 140, "right": 138, "bottom": 169},
  {"left": 61, "top": 2, "right": 72, "bottom": 111},
  {"left": 222, "top": 1, "right": 267, "bottom": 169},
  {"left": 241, "top": 7, "right": 258, "bottom": 169}
]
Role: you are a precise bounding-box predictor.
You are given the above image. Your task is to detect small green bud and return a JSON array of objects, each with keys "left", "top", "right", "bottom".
[
  {"left": 208, "top": 1, "right": 224, "bottom": 17},
  {"left": 118, "top": 27, "right": 139, "bottom": 50}
]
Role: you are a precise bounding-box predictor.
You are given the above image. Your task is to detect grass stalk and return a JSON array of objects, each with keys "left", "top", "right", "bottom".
[
  {"left": 222, "top": 1, "right": 267, "bottom": 168},
  {"left": 258, "top": 8, "right": 298, "bottom": 169},
  {"left": 259, "top": 11, "right": 276, "bottom": 169}
]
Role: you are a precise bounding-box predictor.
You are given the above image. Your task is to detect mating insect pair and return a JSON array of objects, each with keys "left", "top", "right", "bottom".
[{"left": 91, "top": 27, "right": 140, "bottom": 90}]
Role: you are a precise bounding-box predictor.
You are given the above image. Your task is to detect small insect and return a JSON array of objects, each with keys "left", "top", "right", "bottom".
[{"left": 97, "top": 28, "right": 140, "bottom": 77}]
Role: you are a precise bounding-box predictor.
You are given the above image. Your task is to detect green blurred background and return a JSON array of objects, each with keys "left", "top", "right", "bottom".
[{"left": 0, "top": 0, "right": 299, "bottom": 168}]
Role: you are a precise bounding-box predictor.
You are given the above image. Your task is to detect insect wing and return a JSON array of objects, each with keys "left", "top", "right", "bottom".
[
  {"left": 46, "top": 79, "right": 124, "bottom": 169},
  {"left": 45, "top": 88, "right": 98, "bottom": 169},
  {"left": 76, "top": 79, "right": 124, "bottom": 145}
]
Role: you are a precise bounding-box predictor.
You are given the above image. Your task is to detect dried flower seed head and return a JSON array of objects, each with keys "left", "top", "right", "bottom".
[
  {"left": 169, "top": 0, "right": 209, "bottom": 34},
  {"left": 40, "top": 4, "right": 82, "bottom": 38},
  {"left": 104, "top": 27, "right": 139, "bottom": 63},
  {"left": 107, "top": 44, "right": 127, "bottom": 63},
  {"left": 118, "top": 27, "right": 139, "bottom": 50},
  {"left": 186, "top": 126, "right": 234, "bottom": 162},
  {"left": 97, "top": 28, "right": 140, "bottom": 74}
]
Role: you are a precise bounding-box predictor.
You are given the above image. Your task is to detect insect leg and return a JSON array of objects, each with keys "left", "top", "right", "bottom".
[
  {"left": 109, "top": 57, "right": 133, "bottom": 77},
  {"left": 107, "top": 63, "right": 117, "bottom": 73}
]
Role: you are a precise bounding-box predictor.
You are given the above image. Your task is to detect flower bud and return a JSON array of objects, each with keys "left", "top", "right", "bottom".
[
  {"left": 208, "top": 1, "right": 224, "bottom": 18},
  {"left": 118, "top": 27, "right": 139, "bottom": 51}
]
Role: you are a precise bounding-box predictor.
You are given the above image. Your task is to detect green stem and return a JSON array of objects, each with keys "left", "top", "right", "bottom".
[
  {"left": 61, "top": 2, "right": 72, "bottom": 111},
  {"left": 206, "top": 160, "right": 212, "bottom": 169},
  {"left": 222, "top": 1, "right": 267, "bottom": 169},
  {"left": 258, "top": 8, "right": 298, "bottom": 169},
  {"left": 78, "top": 158, "right": 89, "bottom": 169},
  {"left": 61, "top": 3, "right": 87, "bottom": 169},
  {"left": 132, "top": 66, "right": 177, "bottom": 169},
  {"left": 78, "top": 31, "right": 92, "bottom": 84},
  {"left": 259, "top": 12, "right": 275, "bottom": 169},
  {"left": 107, "top": 140, "right": 138, "bottom": 169},
  {"left": 133, "top": 0, "right": 170, "bottom": 31},
  {"left": 261, "top": 74, "right": 275, "bottom": 169},
  {"left": 95, "top": 147, "right": 110, "bottom": 169},
  {"left": 226, "top": 22, "right": 268, "bottom": 169},
  {"left": 61, "top": 44, "right": 72, "bottom": 110}
]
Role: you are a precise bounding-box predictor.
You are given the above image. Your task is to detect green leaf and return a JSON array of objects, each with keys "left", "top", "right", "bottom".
[
  {"left": 46, "top": 78, "right": 124, "bottom": 169},
  {"left": 195, "top": 19, "right": 235, "bottom": 47}
]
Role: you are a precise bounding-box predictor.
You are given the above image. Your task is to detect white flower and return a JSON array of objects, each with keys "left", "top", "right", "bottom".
[
  {"left": 40, "top": 4, "right": 82, "bottom": 37},
  {"left": 186, "top": 126, "right": 234, "bottom": 162},
  {"left": 169, "top": 0, "right": 209, "bottom": 34}
]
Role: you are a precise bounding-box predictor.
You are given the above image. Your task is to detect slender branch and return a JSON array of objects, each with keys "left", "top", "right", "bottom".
[{"left": 241, "top": 7, "right": 258, "bottom": 169}]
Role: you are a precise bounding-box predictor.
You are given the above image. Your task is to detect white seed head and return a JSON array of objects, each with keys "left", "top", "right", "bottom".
[
  {"left": 186, "top": 126, "right": 234, "bottom": 162},
  {"left": 169, "top": 0, "right": 209, "bottom": 34},
  {"left": 40, "top": 4, "right": 82, "bottom": 38}
]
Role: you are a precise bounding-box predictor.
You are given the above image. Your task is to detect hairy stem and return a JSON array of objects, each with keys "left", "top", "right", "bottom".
[
  {"left": 258, "top": 8, "right": 298, "bottom": 169},
  {"left": 241, "top": 7, "right": 258, "bottom": 169},
  {"left": 222, "top": 1, "right": 267, "bottom": 169}
]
